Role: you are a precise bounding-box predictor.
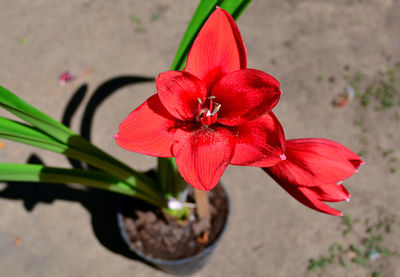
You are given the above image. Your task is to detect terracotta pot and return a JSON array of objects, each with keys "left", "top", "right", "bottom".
[{"left": 117, "top": 186, "right": 230, "bottom": 276}]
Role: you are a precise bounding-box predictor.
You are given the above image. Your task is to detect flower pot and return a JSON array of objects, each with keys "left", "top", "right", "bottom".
[{"left": 117, "top": 185, "right": 230, "bottom": 276}]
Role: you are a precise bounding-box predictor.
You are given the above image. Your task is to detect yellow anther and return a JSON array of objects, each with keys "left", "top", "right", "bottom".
[{"left": 211, "top": 104, "right": 221, "bottom": 116}]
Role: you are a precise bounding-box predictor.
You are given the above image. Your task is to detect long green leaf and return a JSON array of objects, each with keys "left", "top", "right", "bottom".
[
  {"left": 0, "top": 163, "right": 166, "bottom": 208},
  {"left": 0, "top": 86, "right": 116, "bottom": 159},
  {"left": 0, "top": 86, "right": 75, "bottom": 143},
  {"left": 0, "top": 117, "right": 67, "bottom": 152},
  {"left": 0, "top": 87, "right": 161, "bottom": 196},
  {"left": 0, "top": 117, "right": 165, "bottom": 204}
]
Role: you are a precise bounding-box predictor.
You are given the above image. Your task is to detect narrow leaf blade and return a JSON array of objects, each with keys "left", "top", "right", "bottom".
[
  {"left": 0, "top": 86, "right": 75, "bottom": 143},
  {"left": 0, "top": 163, "right": 164, "bottom": 207}
]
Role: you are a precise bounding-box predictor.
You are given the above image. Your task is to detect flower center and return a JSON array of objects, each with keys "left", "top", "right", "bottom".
[{"left": 196, "top": 96, "right": 221, "bottom": 126}]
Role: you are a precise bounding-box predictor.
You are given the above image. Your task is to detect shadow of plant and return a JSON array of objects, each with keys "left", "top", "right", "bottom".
[{"left": 0, "top": 75, "right": 155, "bottom": 263}]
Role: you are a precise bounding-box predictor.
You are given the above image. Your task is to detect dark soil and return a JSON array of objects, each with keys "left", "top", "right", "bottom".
[{"left": 119, "top": 185, "right": 229, "bottom": 260}]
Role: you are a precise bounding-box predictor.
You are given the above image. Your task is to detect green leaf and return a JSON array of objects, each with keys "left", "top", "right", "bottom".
[
  {"left": 0, "top": 86, "right": 75, "bottom": 143},
  {"left": 0, "top": 87, "right": 118, "bottom": 164},
  {"left": 0, "top": 86, "right": 120, "bottom": 160},
  {"left": 0, "top": 117, "right": 68, "bottom": 153},
  {"left": 0, "top": 117, "right": 165, "bottom": 204},
  {"left": 0, "top": 87, "right": 165, "bottom": 201},
  {"left": 0, "top": 163, "right": 164, "bottom": 207}
]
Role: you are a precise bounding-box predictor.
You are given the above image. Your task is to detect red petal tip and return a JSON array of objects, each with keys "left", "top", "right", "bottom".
[
  {"left": 113, "top": 134, "right": 119, "bottom": 139},
  {"left": 338, "top": 212, "right": 344, "bottom": 217}
]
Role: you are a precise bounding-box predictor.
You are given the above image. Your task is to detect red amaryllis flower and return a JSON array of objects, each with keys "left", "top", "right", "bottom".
[
  {"left": 263, "top": 138, "right": 363, "bottom": 216},
  {"left": 114, "top": 8, "right": 285, "bottom": 191}
]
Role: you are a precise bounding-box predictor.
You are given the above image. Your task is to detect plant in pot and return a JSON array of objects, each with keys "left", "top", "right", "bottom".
[{"left": 0, "top": 0, "right": 363, "bottom": 275}]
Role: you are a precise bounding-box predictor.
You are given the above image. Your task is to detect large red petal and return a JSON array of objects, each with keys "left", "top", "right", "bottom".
[
  {"left": 213, "top": 69, "right": 281, "bottom": 126},
  {"left": 302, "top": 138, "right": 364, "bottom": 169},
  {"left": 266, "top": 139, "right": 358, "bottom": 186},
  {"left": 156, "top": 71, "right": 207, "bottom": 121},
  {"left": 184, "top": 8, "right": 247, "bottom": 88},
  {"left": 174, "top": 127, "right": 235, "bottom": 191},
  {"left": 114, "top": 94, "right": 178, "bottom": 157},
  {"left": 230, "top": 112, "right": 285, "bottom": 167}
]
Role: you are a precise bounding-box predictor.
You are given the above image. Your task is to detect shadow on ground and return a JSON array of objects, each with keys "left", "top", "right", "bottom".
[{"left": 0, "top": 76, "right": 155, "bottom": 265}]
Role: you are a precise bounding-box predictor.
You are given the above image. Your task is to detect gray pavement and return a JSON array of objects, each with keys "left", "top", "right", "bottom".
[{"left": 1, "top": 1, "right": 400, "bottom": 276}]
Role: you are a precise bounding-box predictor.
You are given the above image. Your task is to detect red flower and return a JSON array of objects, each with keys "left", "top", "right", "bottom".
[
  {"left": 114, "top": 8, "right": 285, "bottom": 191},
  {"left": 263, "top": 139, "right": 363, "bottom": 216}
]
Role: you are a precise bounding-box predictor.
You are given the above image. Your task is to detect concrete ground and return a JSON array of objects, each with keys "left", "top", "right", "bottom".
[{"left": 1, "top": 0, "right": 400, "bottom": 276}]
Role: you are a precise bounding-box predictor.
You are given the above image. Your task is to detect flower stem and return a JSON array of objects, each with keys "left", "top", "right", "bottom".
[{"left": 194, "top": 188, "right": 211, "bottom": 230}]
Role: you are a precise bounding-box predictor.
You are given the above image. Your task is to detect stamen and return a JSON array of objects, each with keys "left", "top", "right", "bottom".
[
  {"left": 197, "top": 96, "right": 220, "bottom": 126},
  {"left": 211, "top": 104, "right": 221, "bottom": 116}
]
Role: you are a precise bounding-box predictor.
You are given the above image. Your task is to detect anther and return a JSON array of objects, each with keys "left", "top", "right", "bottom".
[
  {"left": 211, "top": 104, "right": 221, "bottom": 116},
  {"left": 208, "top": 96, "right": 216, "bottom": 99},
  {"left": 197, "top": 98, "right": 203, "bottom": 104}
]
